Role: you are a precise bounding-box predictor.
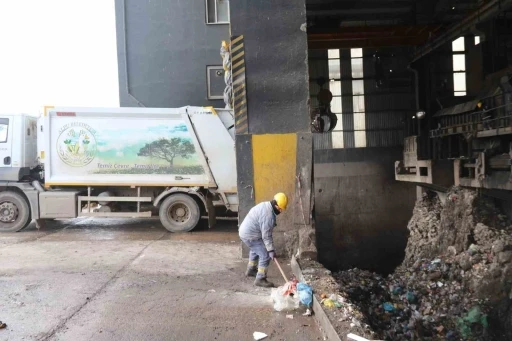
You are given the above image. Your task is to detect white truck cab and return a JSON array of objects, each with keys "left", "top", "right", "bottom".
[{"left": 0, "top": 114, "right": 39, "bottom": 180}]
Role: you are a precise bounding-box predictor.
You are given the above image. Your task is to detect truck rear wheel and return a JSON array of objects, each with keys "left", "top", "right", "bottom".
[
  {"left": 0, "top": 191, "right": 31, "bottom": 232},
  {"left": 159, "top": 194, "right": 200, "bottom": 232}
]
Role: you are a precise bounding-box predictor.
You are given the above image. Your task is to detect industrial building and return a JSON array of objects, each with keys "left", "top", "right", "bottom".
[
  {"left": 115, "top": 0, "right": 512, "bottom": 270},
  {"left": 1, "top": 1, "right": 512, "bottom": 340},
  {"left": 111, "top": 1, "right": 512, "bottom": 338}
]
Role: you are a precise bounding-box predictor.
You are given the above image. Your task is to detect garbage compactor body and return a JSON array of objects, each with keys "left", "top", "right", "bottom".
[{"left": 0, "top": 106, "right": 237, "bottom": 233}]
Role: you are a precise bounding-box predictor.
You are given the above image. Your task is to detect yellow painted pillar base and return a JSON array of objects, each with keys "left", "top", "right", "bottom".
[{"left": 252, "top": 133, "right": 297, "bottom": 203}]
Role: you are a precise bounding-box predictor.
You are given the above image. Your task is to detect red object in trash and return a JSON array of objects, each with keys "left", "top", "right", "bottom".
[{"left": 282, "top": 279, "right": 299, "bottom": 296}]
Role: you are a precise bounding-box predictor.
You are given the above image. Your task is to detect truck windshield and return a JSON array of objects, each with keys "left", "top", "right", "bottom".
[{"left": 0, "top": 118, "right": 8, "bottom": 143}]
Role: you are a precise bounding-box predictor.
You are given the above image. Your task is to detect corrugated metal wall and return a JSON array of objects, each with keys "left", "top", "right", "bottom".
[{"left": 310, "top": 47, "right": 416, "bottom": 150}]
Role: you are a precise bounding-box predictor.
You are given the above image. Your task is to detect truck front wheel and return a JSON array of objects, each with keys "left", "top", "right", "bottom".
[
  {"left": 0, "top": 191, "right": 31, "bottom": 232},
  {"left": 159, "top": 194, "right": 200, "bottom": 232}
]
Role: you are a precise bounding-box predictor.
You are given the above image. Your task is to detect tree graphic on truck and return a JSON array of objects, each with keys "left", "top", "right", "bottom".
[{"left": 137, "top": 137, "right": 198, "bottom": 168}]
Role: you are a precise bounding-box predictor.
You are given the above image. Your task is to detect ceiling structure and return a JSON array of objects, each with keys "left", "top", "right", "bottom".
[{"left": 306, "top": 0, "right": 505, "bottom": 49}]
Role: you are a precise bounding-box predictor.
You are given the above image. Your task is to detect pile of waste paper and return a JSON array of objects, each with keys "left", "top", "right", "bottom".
[{"left": 322, "top": 188, "right": 512, "bottom": 341}]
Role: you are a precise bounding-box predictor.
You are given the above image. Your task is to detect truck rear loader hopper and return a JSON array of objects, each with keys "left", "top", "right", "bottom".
[{"left": 0, "top": 106, "right": 238, "bottom": 233}]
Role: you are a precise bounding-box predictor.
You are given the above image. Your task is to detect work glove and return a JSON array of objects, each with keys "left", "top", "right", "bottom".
[{"left": 268, "top": 250, "right": 276, "bottom": 260}]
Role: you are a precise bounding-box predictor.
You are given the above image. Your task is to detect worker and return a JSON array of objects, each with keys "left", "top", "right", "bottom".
[{"left": 238, "top": 193, "right": 288, "bottom": 288}]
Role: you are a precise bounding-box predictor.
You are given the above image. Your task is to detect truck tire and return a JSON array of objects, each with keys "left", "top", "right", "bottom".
[
  {"left": 0, "top": 191, "right": 31, "bottom": 232},
  {"left": 159, "top": 194, "right": 200, "bottom": 232}
]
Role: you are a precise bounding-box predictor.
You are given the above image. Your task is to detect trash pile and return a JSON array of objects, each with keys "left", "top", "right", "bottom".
[
  {"left": 320, "top": 291, "right": 374, "bottom": 332},
  {"left": 333, "top": 261, "right": 492, "bottom": 340},
  {"left": 401, "top": 191, "right": 443, "bottom": 267},
  {"left": 270, "top": 279, "right": 313, "bottom": 314},
  {"left": 324, "top": 188, "right": 512, "bottom": 341}
]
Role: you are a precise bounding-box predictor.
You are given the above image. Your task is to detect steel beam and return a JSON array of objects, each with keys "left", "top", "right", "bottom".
[
  {"left": 307, "top": 6, "right": 411, "bottom": 16},
  {"left": 411, "top": 0, "right": 512, "bottom": 62},
  {"left": 308, "top": 25, "right": 442, "bottom": 49}
]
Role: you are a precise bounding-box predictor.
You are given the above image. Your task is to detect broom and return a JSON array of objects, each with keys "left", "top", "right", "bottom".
[{"left": 273, "top": 258, "right": 289, "bottom": 284}]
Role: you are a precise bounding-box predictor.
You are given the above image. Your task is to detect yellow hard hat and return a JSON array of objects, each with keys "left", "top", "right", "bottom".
[{"left": 274, "top": 193, "right": 288, "bottom": 210}]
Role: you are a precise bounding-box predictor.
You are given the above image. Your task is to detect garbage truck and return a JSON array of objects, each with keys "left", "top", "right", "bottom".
[{"left": 0, "top": 106, "right": 238, "bottom": 233}]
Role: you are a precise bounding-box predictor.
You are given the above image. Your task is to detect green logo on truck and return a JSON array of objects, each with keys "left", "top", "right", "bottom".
[{"left": 57, "top": 123, "right": 97, "bottom": 167}]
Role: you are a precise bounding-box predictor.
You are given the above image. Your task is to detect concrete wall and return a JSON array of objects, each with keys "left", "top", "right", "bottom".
[
  {"left": 502, "top": 199, "right": 512, "bottom": 221},
  {"left": 230, "top": 1, "right": 310, "bottom": 135},
  {"left": 115, "top": 0, "right": 229, "bottom": 108},
  {"left": 309, "top": 46, "right": 417, "bottom": 273},
  {"left": 230, "top": 0, "right": 313, "bottom": 257},
  {"left": 314, "top": 147, "right": 416, "bottom": 274}
]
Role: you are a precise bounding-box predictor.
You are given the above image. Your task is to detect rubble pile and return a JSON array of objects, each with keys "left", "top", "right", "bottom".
[
  {"left": 330, "top": 188, "right": 512, "bottom": 341},
  {"left": 402, "top": 191, "right": 443, "bottom": 267}
]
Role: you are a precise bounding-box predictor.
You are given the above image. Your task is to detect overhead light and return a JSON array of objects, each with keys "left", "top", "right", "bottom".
[
  {"left": 330, "top": 79, "right": 335, "bottom": 82},
  {"left": 417, "top": 111, "right": 426, "bottom": 119},
  {"left": 389, "top": 69, "right": 393, "bottom": 73},
  {"left": 452, "top": 6, "right": 455, "bottom": 10}
]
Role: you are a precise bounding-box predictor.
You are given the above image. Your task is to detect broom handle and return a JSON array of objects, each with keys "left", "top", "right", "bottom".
[{"left": 273, "top": 258, "right": 289, "bottom": 283}]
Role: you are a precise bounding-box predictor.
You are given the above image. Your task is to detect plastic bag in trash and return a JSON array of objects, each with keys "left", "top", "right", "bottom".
[
  {"left": 271, "top": 286, "right": 300, "bottom": 312},
  {"left": 297, "top": 282, "right": 313, "bottom": 307}
]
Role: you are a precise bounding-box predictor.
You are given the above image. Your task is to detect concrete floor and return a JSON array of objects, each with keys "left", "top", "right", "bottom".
[{"left": 0, "top": 218, "right": 322, "bottom": 341}]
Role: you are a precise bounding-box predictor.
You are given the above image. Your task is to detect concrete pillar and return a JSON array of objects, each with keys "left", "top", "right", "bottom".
[
  {"left": 416, "top": 186, "right": 426, "bottom": 200},
  {"left": 230, "top": 1, "right": 316, "bottom": 259}
]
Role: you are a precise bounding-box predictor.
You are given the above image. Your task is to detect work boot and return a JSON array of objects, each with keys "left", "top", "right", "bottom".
[
  {"left": 245, "top": 267, "right": 257, "bottom": 277},
  {"left": 246, "top": 260, "right": 258, "bottom": 277},
  {"left": 254, "top": 278, "right": 274, "bottom": 288}
]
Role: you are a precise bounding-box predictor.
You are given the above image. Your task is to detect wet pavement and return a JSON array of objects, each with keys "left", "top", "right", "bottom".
[{"left": 0, "top": 218, "right": 322, "bottom": 341}]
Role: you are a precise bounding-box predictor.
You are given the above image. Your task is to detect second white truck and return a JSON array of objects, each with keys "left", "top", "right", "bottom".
[{"left": 0, "top": 106, "right": 238, "bottom": 233}]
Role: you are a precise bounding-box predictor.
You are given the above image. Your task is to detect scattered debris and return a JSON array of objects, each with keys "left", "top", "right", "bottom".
[
  {"left": 303, "top": 268, "right": 316, "bottom": 275},
  {"left": 208, "top": 289, "right": 216, "bottom": 293},
  {"left": 286, "top": 314, "right": 294, "bottom": 319},
  {"left": 271, "top": 284, "right": 300, "bottom": 312},
  {"left": 457, "top": 306, "right": 489, "bottom": 339},
  {"left": 271, "top": 280, "right": 314, "bottom": 312},
  {"left": 322, "top": 298, "right": 336, "bottom": 309},
  {"left": 0, "top": 321, "right": 6, "bottom": 329},
  {"left": 302, "top": 308, "right": 312, "bottom": 316},
  {"left": 253, "top": 331, "right": 267, "bottom": 340},
  {"left": 282, "top": 279, "right": 298, "bottom": 296},
  {"left": 297, "top": 282, "right": 313, "bottom": 307},
  {"left": 347, "top": 333, "right": 381, "bottom": 341},
  {"left": 382, "top": 302, "right": 395, "bottom": 312}
]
